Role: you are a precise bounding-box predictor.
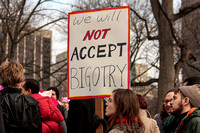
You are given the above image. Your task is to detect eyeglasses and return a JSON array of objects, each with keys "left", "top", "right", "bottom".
[{"left": 163, "top": 99, "right": 173, "bottom": 104}]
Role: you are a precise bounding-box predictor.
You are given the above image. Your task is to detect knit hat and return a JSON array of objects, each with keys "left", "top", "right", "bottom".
[
  {"left": 61, "top": 97, "right": 70, "bottom": 102},
  {"left": 179, "top": 84, "right": 200, "bottom": 108},
  {"left": 0, "top": 85, "right": 3, "bottom": 91},
  {"left": 47, "top": 87, "right": 59, "bottom": 100}
]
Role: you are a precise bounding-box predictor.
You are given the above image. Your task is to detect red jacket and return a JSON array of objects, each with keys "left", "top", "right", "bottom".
[{"left": 31, "top": 94, "right": 64, "bottom": 133}]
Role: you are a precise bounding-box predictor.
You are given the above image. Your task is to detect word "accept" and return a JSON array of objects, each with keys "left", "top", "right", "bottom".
[{"left": 70, "top": 42, "right": 126, "bottom": 61}]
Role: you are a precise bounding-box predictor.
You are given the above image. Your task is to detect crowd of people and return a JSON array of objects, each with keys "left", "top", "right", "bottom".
[{"left": 1, "top": 60, "right": 200, "bottom": 133}]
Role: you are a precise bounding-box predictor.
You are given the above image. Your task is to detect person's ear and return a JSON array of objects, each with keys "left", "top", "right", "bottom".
[
  {"left": 28, "top": 88, "right": 32, "bottom": 95},
  {"left": 183, "top": 81, "right": 188, "bottom": 86},
  {"left": 183, "top": 97, "right": 190, "bottom": 106}
]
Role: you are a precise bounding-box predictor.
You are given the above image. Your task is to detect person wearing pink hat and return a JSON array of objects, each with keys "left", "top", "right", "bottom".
[
  {"left": 0, "top": 85, "right": 3, "bottom": 91},
  {"left": 61, "top": 97, "right": 70, "bottom": 111}
]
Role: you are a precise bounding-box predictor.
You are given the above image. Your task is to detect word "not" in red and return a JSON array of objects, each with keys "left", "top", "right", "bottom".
[{"left": 83, "top": 28, "right": 111, "bottom": 41}]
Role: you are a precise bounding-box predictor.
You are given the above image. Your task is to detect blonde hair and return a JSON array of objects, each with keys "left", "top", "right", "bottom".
[{"left": 0, "top": 60, "right": 24, "bottom": 87}]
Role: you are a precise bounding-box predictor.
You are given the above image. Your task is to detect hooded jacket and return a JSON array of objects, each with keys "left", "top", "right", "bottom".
[
  {"left": 163, "top": 107, "right": 200, "bottom": 133},
  {"left": 30, "top": 93, "right": 65, "bottom": 133}
]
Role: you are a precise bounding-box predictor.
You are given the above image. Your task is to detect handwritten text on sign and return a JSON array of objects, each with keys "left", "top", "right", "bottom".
[{"left": 68, "top": 7, "right": 130, "bottom": 99}]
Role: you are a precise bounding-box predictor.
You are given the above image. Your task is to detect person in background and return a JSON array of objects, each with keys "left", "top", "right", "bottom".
[
  {"left": 183, "top": 76, "right": 200, "bottom": 86},
  {"left": 163, "top": 85, "right": 200, "bottom": 133},
  {"left": 0, "top": 60, "right": 42, "bottom": 133},
  {"left": 47, "top": 87, "right": 68, "bottom": 123},
  {"left": 154, "top": 89, "right": 174, "bottom": 133},
  {"left": 0, "top": 85, "right": 5, "bottom": 133},
  {"left": 67, "top": 98, "right": 96, "bottom": 133},
  {"left": 0, "top": 103, "right": 5, "bottom": 133},
  {"left": 0, "top": 85, "right": 3, "bottom": 94},
  {"left": 0, "top": 84, "right": 5, "bottom": 133},
  {"left": 137, "top": 94, "right": 160, "bottom": 133},
  {"left": 47, "top": 87, "right": 59, "bottom": 100},
  {"left": 61, "top": 97, "right": 70, "bottom": 111},
  {"left": 137, "top": 94, "right": 151, "bottom": 118},
  {"left": 0, "top": 85, "right": 3, "bottom": 91},
  {"left": 21, "top": 79, "right": 67, "bottom": 133},
  {"left": 105, "top": 89, "right": 144, "bottom": 133}
]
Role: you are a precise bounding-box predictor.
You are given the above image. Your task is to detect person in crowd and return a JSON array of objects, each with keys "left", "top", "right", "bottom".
[
  {"left": 183, "top": 76, "right": 200, "bottom": 86},
  {"left": 61, "top": 97, "right": 70, "bottom": 111},
  {"left": 137, "top": 94, "right": 151, "bottom": 118},
  {"left": 0, "top": 85, "right": 3, "bottom": 91},
  {"left": 39, "top": 89, "right": 59, "bottom": 106},
  {"left": 47, "top": 87, "right": 68, "bottom": 122},
  {"left": 0, "top": 84, "right": 4, "bottom": 133},
  {"left": 0, "top": 60, "right": 42, "bottom": 133},
  {"left": 154, "top": 89, "right": 174, "bottom": 133},
  {"left": 105, "top": 89, "right": 144, "bottom": 133},
  {"left": 163, "top": 85, "right": 200, "bottom": 133},
  {"left": 67, "top": 98, "right": 96, "bottom": 133},
  {"left": 47, "top": 87, "right": 59, "bottom": 100},
  {"left": 0, "top": 93, "right": 5, "bottom": 133},
  {"left": 137, "top": 94, "right": 160, "bottom": 133},
  {"left": 21, "top": 79, "right": 67, "bottom": 133},
  {"left": 0, "top": 85, "right": 3, "bottom": 95},
  {"left": 0, "top": 85, "right": 5, "bottom": 133}
]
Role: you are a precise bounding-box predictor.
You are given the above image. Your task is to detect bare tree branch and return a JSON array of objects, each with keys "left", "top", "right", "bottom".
[
  {"left": 130, "top": 7, "right": 159, "bottom": 40},
  {"left": 143, "top": 85, "right": 156, "bottom": 96},
  {"left": 131, "top": 78, "right": 158, "bottom": 86},
  {"left": 173, "top": 1, "right": 200, "bottom": 21}
]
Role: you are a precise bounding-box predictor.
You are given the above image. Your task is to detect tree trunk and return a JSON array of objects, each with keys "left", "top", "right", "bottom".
[{"left": 150, "top": 0, "right": 175, "bottom": 111}]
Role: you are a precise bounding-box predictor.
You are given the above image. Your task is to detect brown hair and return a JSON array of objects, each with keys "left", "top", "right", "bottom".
[
  {"left": 107, "top": 89, "right": 144, "bottom": 132},
  {"left": 136, "top": 94, "right": 148, "bottom": 109},
  {"left": 0, "top": 60, "right": 24, "bottom": 87}
]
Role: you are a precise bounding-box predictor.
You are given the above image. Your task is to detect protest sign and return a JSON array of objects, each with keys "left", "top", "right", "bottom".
[{"left": 68, "top": 6, "right": 130, "bottom": 99}]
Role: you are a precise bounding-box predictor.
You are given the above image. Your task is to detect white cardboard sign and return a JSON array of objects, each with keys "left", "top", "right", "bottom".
[{"left": 67, "top": 6, "right": 130, "bottom": 99}]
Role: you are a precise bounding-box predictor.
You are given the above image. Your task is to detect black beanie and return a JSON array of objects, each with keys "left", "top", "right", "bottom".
[{"left": 47, "top": 87, "right": 59, "bottom": 100}]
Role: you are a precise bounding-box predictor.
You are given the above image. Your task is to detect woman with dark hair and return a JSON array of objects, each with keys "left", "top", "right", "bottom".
[
  {"left": 137, "top": 94, "right": 151, "bottom": 118},
  {"left": 137, "top": 94, "right": 159, "bottom": 133},
  {"left": 105, "top": 89, "right": 144, "bottom": 133},
  {"left": 154, "top": 89, "right": 174, "bottom": 133}
]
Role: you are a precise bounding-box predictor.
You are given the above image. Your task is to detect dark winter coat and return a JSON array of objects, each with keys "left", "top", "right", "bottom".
[
  {"left": 163, "top": 107, "right": 200, "bottom": 133},
  {"left": 67, "top": 99, "right": 95, "bottom": 133},
  {"left": 57, "top": 103, "right": 68, "bottom": 124},
  {"left": 0, "top": 87, "right": 42, "bottom": 133},
  {"left": 0, "top": 102, "right": 5, "bottom": 133}
]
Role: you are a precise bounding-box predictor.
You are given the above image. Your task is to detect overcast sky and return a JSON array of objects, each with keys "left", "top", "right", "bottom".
[{"left": 44, "top": 0, "right": 70, "bottom": 63}]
